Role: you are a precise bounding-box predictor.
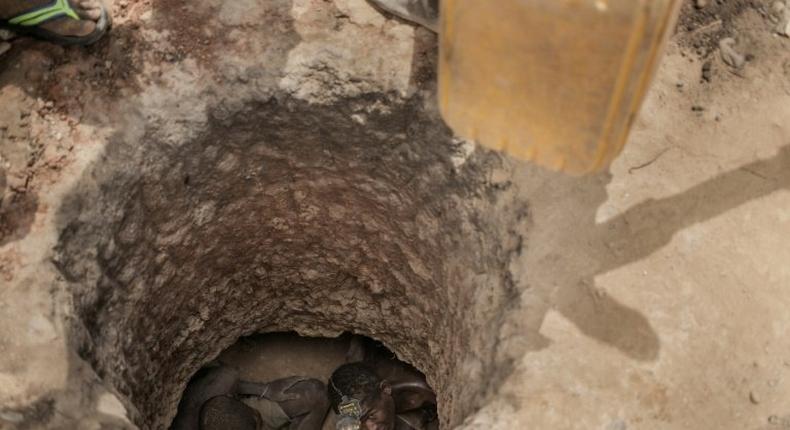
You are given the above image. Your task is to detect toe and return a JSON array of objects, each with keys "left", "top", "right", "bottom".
[
  {"left": 77, "top": 0, "right": 103, "bottom": 10},
  {"left": 75, "top": 0, "right": 104, "bottom": 21},
  {"left": 83, "top": 7, "right": 102, "bottom": 21}
]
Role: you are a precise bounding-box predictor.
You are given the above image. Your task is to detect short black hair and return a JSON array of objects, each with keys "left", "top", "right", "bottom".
[
  {"left": 328, "top": 363, "right": 382, "bottom": 413},
  {"left": 199, "top": 395, "right": 259, "bottom": 430}
]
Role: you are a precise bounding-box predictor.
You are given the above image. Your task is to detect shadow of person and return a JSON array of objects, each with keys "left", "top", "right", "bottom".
[{"left": 514, "top": 144, "right": 790, "bottom": 362}]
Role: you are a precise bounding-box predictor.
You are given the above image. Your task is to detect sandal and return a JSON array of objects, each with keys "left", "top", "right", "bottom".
[{"left": 0, "top": 0, "right": 110, "bottom": 46}]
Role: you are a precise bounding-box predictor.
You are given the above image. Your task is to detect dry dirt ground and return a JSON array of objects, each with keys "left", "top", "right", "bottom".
[{"left": 1, "top": 0, "right": 790, "bottom": 429}]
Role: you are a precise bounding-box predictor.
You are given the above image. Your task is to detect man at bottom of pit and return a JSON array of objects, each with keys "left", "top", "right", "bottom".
[
  {"left": 328, "top": 357, "right": 439, "bottom": 430},
  {"left": 171, "top": 364, "right": 330, "bottom": 430}
]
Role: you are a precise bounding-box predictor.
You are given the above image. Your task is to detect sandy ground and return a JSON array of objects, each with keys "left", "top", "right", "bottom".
[
  {"left": 495, "top": 4, "right": 790, "bottom": 429},
  {"left": 1, "top": 0, "right": 790, "bottom": 429}
]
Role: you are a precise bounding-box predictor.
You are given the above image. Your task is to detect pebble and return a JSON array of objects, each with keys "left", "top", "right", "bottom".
[
  {"left": 0, "top": 411, "right": 24, "bottom": 423},
  {"left": 0, "top": 42, "right": 10, "bottom": 57},
  {"left": 702, "top": 61, "right": 713, "bottom": 82},
  {"left": 607, "top": 420, "right": 627, "bottom": 430},
  {"left": 774, "top": 1, "right": 790, "bottom": 36},
  {"left": 0, "top": 29, "right": 14, "bottom": 41},
  {"left": 719, "top": 37, "right": 746, "bottom": 69},
  {"left": 695, "top": 0, "right": 708, "bottom": 8},
  {"left": 750, "top": 390, "right": 761, "bottom": 404}
]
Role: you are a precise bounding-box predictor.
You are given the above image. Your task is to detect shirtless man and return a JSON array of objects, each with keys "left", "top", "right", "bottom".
[
  {"left": 329, "top": 338, "right": 438, "bottom": 430},
  {"left": 171, "top": 364, "right": 330, "bottom": 430}
]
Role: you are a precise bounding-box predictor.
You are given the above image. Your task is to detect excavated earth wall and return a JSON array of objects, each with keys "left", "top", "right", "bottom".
[{"left": 0, "top": 0, "right": 528, "bottom": 428}]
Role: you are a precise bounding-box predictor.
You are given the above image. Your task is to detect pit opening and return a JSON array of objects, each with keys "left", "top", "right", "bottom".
[{"left": 54, "top": 96, "right": 526, "bottom": 429}]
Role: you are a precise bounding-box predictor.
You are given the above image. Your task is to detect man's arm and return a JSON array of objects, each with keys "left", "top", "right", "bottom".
[
  {"left": 391, "top": 381, "right": 437, "bottom": 416},
  {"left": 394, "top": 410, "right": 439, "bottom": 430}
]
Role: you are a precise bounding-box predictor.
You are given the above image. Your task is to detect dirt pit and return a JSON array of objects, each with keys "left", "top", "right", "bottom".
[
  {"left": 1, "top": 1, "right": 529, "bottom": 428},
  {"left": 51, "top": 93, "right": 525, "bottom": 429}
]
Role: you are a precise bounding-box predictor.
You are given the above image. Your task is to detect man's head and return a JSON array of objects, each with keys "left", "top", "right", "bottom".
[
  {"left": 328, "top": 363, "right": 396, "bottom": 430},
  {"left": 199, "top": 395, "right": 260, "bottom": 430}
]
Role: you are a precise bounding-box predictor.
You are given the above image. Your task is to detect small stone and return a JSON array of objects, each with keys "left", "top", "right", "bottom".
[
  {"left": 607, "top": 419, "right": 627, "bottom": 430},
  {"left": 750, "top": 390, "right": 761, "bottom": 404},
  {"left": 691, "top": 105, "right": 705, "bottom": 112},
  {"left": 96, "top": 393, "right": 128, "bottom": 419},
  {"left": 0, "top": 29, "right": 14, "bottom": 41},
  {"left": 768, "top": 415, "right": 780, "bottom": 424},
  {"left": 695, "top": 0, "right": 708, "bottom": 8},
  {"left": 0, "top": 411, "right": 24, "bottom": 423},
  {"left": 0, "top": 42, "right": 10, "bottom": 57},
  {"left": 719, "top": 38, "right": 746, "bottom": 69},
  {"left": 702, "top": 61, "right": 713, "bottom": 82}
]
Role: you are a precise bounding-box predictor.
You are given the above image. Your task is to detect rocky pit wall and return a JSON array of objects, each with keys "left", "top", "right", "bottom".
[{"left": 0, "top": 0, "right": 529, "bottom": 428}]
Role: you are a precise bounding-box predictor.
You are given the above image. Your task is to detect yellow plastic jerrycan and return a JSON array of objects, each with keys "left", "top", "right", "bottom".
[{"left": 438, "top": 0, "right": 682, "bottom": 174}]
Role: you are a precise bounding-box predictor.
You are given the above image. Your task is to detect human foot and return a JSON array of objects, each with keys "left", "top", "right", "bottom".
[{"left": 0, "top": 0, "right": 110, "bottom": 45}]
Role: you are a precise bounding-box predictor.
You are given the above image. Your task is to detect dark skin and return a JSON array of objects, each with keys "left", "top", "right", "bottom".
[
  {"left": 346, "top": 338, "right": 438, "bottom": 430},
  {"left": 171, "top": 364, "right": 329, "bottom": 430}
]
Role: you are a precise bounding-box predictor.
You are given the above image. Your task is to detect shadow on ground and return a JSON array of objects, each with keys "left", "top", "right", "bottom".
[{"left": 507, "top": 144, "right": 790, "bottom": 362}]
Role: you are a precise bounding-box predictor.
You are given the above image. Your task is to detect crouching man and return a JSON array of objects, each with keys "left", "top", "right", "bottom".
[{"left": 328, "top": 362, "right": 438, "bottom": 430}]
